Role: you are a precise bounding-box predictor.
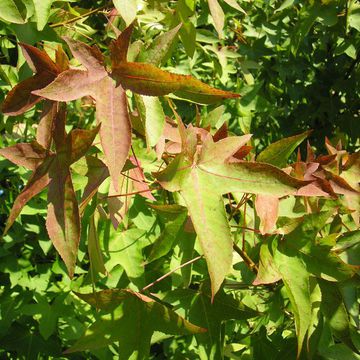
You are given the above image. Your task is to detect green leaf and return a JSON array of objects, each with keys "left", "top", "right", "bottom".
[
  {"left": 253, "top": 239, "right": 281, "bottom": 285},
  {"left": 0, "top": 0, "right": 26, "bottom": 24},
  {"left": 113, "top": 0, "right": 137, "bottom": 26},
  {"left": 147, "top": 205, "right": 188, "bottom": 263},
  {"left": 163, "top": 282, "right": 258, "bottom": 360},
  {"left": 208, "top": 0, "right": 224, "bottom": 38},
  {"left": 107, "top": 228, "right": 148, "bottom": 288},
  {"left": 66, "top": 289, "right": 205, "bottom": 357},
  {"left": 135, "top": 95, "right": 165, "bottom": 147},
  {"left": 257, "top": 130, "right": 311, "bottom": 167},
  {"left": 32, "top": 0, "right": 53, "bottom": 31},
  {"left": 271, "top": 234, "right": 313, "bottom": 358},
  {"left": 138, "top": 23, "right": 182, "bottom": 66},
  {"left": 319, "top": 279, "right": 358, "bottom": 352},
  {"left": 88, "top": 212, "right": 106, "bottom": 275}
]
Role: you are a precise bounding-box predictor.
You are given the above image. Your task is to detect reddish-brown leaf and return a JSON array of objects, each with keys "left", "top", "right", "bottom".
[
  {"left": 4, "top": 156, "right": 53, "bottom": 233},
  {"left": 109, "top": 21, "right": 135, "bottom": 65},
  {"left": 2, "top": 44, "right": 60, "bottom": 116},
  {"left": 255, "top": 195, "right": 279, "bottom": 234},
  {"left": 36, "top": 101, "right": 58, "bottom": 150},
  {"left": 0, "top": 141, "right": 48, "bottom": 171},
  {"left": 93, "top": 78, "right": 131, "bottom": 191},
  {"left": 2, "top": 72, "right": 57, "bottom": 115},
  {"left": 66, "top": 125, "right": 101, "bottom": 164},
  {"left": 19, "top": 43, "right": 60, "bottom": 74},
  {"left": 79, "top": 156, "right": 109, "bottom": 215},
  {"left": 47, "top": 162, "right": 81, "bottom": 277},
  {"left": 111, "top": 61, "right": 240, "bottom": 104}
]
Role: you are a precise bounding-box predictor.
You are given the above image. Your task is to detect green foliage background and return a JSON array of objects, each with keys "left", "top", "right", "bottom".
[{"left": 0, "top": 0, "right": 359, "bottom": 359}]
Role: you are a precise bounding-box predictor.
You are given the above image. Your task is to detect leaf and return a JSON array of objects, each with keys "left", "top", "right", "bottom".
[
  {"left": 319, "top": 280, "right": 358, "bottom": 352},
  {"left": 163, "top": 282, "right": 258, "bottom": 359},
  {"left": 222, "top": 0, "right": 247, "bottom": 15},
  {"left": 3, "top": 157, "right": 53, "bottom": 234},
  {"left": 36, "top": 101, "right": 57, "bottom": 150},
  {"left": 113, "top": 0, "right": 137, "bottom": 26},
  {"left": 93, "top": 78, "right": 131, "bottom": 191},
  {"left": 46, "top": 164, "right": 80, "bottom": 278},
  {"left": 135, "top": 94, "right": 165, "bottom": 147},
  {"left": 208, "top": 0, "right": 225, "bottom": 38},
  {"left": 271, "top": 234, "right": 313, "bottom": 358},
  {"left": 138, "top": 23, "right": 182, "bottom": 66},
  {"left": 147, "top": 205, "right": 188, "bottom": 263},
  {"left": 77, "top": 156, "right": 109, "bottom": 215},
  {"left": 108, "top": 228, "right": 147, "bottom": 288},
  {"left": 2, "top": 43, "right": 60, "bottom": 115},
  {"left": 66, "top": 289, "right": 205, "bottom": 357},
  {"left": 32, "top": 0, "right": 53, "bottom": 31},
  {"left": 255, "top": 195, "right": 279, "bottom": 234},
  {"left": 0, "top": 141, "right": 47, "bottom": 171},
  {"left": 2, "top": 73, "right": 56, "bottom": 115},
  {"left": 257, "top": 131, "right": 311, "bottom": 168},
  {"left": 33, "top": 38, "right": 131, "bottom": 192},
  {"left": 155, "top": 128, "right": 307, "bottom": 297},
  {"left": 111, "top": 61, "right": 240, "bottom": 104},
  {"left": 253, "top": 239, "right": 281, "bottom": 285},
  {"left": 88, "top": 212, "right": 106, "bottom": 275},
  {"left": 0, "top": 0, "right": 25, "bottom": 24}
]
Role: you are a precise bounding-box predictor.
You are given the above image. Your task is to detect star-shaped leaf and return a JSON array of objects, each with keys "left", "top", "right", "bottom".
[
  {"left": 155, "top": 125, "right": 309, "bottom": 298},
  {"left": 65, "top": 289, "right": 206, "bottom": 358},
  {"left": 32, "top": 37, "right": 131, "bottom": 192},
  {"left": 0, "top": 106, "right": 99, "bottom": 277}
]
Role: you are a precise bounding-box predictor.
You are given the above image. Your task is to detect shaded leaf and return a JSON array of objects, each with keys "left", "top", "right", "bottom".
[
  {"left": 163, "top": 282, "right": 258, "bottom": 359},
  {"left": 147, "top": 205, "right": 188, "bottom": 263},
  {"left": 66, "top": 289, "right": 205, "bottom": 357}
]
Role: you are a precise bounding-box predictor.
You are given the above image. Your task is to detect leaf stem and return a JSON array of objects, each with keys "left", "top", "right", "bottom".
[
  {"left": 233, "top": 243, "right": 258, "bottom": 274},
  {"left": 141, "top": 255, "right": 203, "bottom": 292}
]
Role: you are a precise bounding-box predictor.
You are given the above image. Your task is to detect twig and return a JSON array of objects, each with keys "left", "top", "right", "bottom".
[
  {"left": 233, "top": 243, "right": 258, "bottom": 274},
  {"left": 106, "top": 187, "right": 161, "bottom": 198},
  {"left": 141, "top": 255, "right": 203, "bottom": 292},
  {"left": 50, "top": 5, "right": 109, "bottom": 28}
]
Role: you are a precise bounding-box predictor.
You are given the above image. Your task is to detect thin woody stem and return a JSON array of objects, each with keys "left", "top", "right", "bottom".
[
  {"left": 50, "top": 5, "right": 109, "bottom": 28},
  {"left": 106, "top": 187, "right": 161, "bottom": 198},
  {"left": 233, "top": 243, "right": 258, "bottom": 274},
  {"left": 141, "top": 255, "right": 203, "bottom": 292}
]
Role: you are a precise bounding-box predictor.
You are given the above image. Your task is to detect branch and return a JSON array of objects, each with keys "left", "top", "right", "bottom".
[
  {"left": 141, "top": 255, "right": 203, "bottom": 292},
  {"left": 233, "top": 243, "right": 258, "bottom": 274}
]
